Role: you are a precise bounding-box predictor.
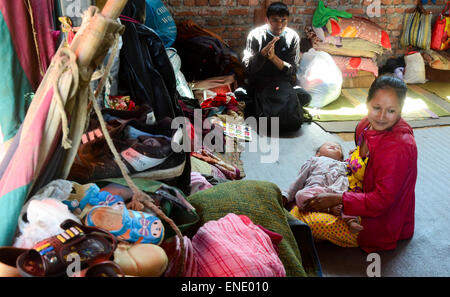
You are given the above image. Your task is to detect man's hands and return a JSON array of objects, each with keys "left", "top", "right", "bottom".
[{"left": 261, "top": 36, "right": 279, "bottom": 60}]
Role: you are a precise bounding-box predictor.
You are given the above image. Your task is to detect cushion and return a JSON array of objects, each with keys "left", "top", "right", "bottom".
[
  {"left": 328, "top": 16, "right": 391, "bottom": 49},
  {"left": 332, "top": 55, "right": 379, "bottom": 77},
  {"left": 187, "top": 180, "right": 315, "bottom": 277}
]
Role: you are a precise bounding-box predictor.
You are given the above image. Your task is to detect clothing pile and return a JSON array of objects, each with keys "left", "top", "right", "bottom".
[
  {"left": 307, "top": 0, "right": 391, "bottom": 88},
  {"left": 0, "top": 179, "right": 286, "bottom": 277}
]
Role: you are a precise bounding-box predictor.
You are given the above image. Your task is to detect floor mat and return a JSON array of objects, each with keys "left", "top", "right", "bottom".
[
  {"left": 306, "top": 87, "right": 450, "bottom": 122},
  {"left": 416, "top": 81, "right": 450, "bottom": 103}
]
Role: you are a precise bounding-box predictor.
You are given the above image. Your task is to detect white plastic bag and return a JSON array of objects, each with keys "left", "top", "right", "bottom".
[
  {"left": 166, "top": 48, "right": 194, "bottom": 99},
  {"left": 297, "top": 49, "right": 343, "bottom": 108},
  {"left": 14, "top": 180, "right": 81, "bottom": 248},
  {"left": 403, "top": 52, "right": 426, "bottom": 84}
]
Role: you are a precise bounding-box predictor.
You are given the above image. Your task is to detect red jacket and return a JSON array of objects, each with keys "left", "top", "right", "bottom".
[{"left": 342, "top": 117, "right": 417, "bottom": 253}]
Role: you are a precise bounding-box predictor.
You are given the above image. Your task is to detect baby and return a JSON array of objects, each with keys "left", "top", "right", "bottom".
[{"left": 284, "top": 141, "right": 363, "bottom": 233}]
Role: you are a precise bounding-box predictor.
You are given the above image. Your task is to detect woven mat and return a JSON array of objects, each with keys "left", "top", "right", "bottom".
[
  {"left": 419, "top": 81, "right": 450, "bottom": 103},
  {"left": 306, "top": 87, "right": 450, "bottom": 122}
]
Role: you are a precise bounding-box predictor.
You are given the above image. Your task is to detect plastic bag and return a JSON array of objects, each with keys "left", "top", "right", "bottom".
[
  {"left": 297, "top": 49, "right": 343, "bottom": 108},
  {"left": 404, "top": 52, "right": 426, "bottom": 84},
  {"left": 166, "top": 48, "right": 194, "bottom": 99}
]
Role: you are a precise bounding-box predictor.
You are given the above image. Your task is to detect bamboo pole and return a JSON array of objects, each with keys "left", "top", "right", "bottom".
[{"left": 70, "top": 0, "right": 127, "bottom": 69}]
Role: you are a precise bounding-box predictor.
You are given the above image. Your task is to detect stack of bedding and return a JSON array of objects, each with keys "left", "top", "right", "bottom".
[
  {"left": 308, "top": 3, "right": 392, "bottom": 88},
  {"left": 421, "top": 49, "right": 450, "bottom": 82}
]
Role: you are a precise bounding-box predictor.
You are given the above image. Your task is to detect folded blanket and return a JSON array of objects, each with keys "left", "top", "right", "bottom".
[
  {"left": 327, "top": 16, "right": 391, "bottom": 49},
  {"left": 332, "top": 55, "right": 379, "bottom": 77},
  {"left": 314, "top": 42, "right": 378, "bottom": 59},
  {"left": 186, "top": 180, "right": 312, "bottom": 276},
  {"left": 307, "top": 26, "right": 384, "bottom": 58}
]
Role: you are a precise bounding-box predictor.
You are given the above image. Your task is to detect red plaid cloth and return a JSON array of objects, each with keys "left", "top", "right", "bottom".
[
  {"left": 193, "top": 213, "right": 285, "bottom": 277},
  {"left": 162, "top": 213, "right": 285, "bottom": 277}
]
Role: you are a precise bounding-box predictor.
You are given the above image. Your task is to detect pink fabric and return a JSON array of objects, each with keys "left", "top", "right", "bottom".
[
  {"left": 332, "top": 55, "right": 379, "bottom": 77},
  {"left": 193, "top": 214, "right": 285, "bottom": 277},
  {"left": 190, "top": 171, "right": 213, "bottom": 194},
  {"left": 162, "top": 213, "right": 286, "bottom": 277},
  {"left": 0, "top": 88, "right": 54, "bottom": 195}
]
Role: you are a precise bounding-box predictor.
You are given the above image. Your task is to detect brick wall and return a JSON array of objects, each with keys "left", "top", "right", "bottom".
[{"left": 167, "top": 0, "right": 447, "bottom": 59}]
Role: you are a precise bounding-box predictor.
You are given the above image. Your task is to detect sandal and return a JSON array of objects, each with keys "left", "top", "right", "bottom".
[
  {"left": 16, "top": 219, "right": 116, "bottom": 277},
  {"left": 72, "top": 260, "right": 124, "bottom": 277},
  {"left": 85, "top": 204, "right": 164, "bottom": 245},
  {"left": 63, "top": 183, "right": 125, "bottom": 218},
  {"left": 0, "top": 247, "right": 28, "bottom": 277}
]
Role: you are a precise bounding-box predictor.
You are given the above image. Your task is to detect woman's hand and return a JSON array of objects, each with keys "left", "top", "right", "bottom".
[{"left": 303, "top": 193, "right": 343, "bottom": 212}]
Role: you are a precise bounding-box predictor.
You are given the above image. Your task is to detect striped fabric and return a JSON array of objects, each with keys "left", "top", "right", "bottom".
[
  {"left": 193, "top": 213, "right": 286, "bottom": 277},
  {"left": 400, "top": 11, "right": 432, "bottom": 50}
]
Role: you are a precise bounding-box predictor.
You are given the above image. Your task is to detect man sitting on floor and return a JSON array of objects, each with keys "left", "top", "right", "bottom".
[{"left": 239, "top": 2, "right": 311, "bottom": 132}]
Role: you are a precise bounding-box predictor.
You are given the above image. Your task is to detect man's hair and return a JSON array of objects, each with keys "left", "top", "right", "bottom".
[{"left": 266, "top": 2, "right": 289, "bottom": 17}]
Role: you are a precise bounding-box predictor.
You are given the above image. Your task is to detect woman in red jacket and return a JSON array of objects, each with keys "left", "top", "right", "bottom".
[{"left": 291, "top": 75, "right": 417, "bottom": 253}]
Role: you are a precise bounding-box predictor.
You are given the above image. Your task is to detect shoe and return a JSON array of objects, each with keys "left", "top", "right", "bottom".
[
  {"left": 16, "top": 219, "right": 116, "bottom": 277},
  {"left": 68, "top": 118, "right": 184, "bottom": 183},
  {"left": 113, "top": 242, "right": 168, "bottom": 277},
  {"left": 63, "top": 183, "right": 125, "bottom": 218},
  {"left": 71, "top": 260, "right": 124, "bottom": 277},
  {"left": 85, "top": 204, "right": 165, "bottom": 245}
]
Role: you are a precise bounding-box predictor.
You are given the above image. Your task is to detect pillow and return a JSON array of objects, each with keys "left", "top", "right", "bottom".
[
  {"left": 332, "top": 55, "right": 379, "bottom": 77},
  {"left": 187, "top": 180, "right": 315, "bottom": 277}
]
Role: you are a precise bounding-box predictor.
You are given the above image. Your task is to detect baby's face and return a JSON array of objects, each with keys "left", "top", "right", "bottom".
[{"left": 316, "top": 142, "right": 343, "bottom": 161}]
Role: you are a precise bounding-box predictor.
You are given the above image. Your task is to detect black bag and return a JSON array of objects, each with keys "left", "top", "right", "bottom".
[
  {"left": 254, "top": 81, "right": 309, "bottom": 133},
  {"left": 118, "top": 0, "right": 183, "bottom": 122},
  {"left": 175, "top": 36, "right": 232, "bottom": 82}
]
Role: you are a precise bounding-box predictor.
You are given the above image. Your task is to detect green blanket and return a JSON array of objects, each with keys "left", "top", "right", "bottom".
[{"left": 187, "top": 180, "right": 313, "bottom": 277}]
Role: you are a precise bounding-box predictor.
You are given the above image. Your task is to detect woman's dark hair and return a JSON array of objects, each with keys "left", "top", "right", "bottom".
[
  {"left": 367, "top": 75, "right": 407, "bottom": 107},
  {"left": 266, "top": 2, "right": 289, "bottom": 17}
]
